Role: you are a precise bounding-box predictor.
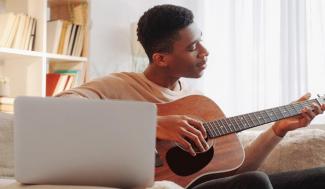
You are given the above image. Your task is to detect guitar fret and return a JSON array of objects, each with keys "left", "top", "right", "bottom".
[
  {"left": 208, "top": 122, "right": 217, "bottom": 137},
  {"left": 216, "top": 121, "right": 223, "bottom": 136},
  {"left": 280, "top": 106, "right": 290, "bottom": 117},
  {"left": 221, "top": 119, "right": 229, "bottom": 135},
  {"left": 210, "top": 121, "right": 220, "bottom": 136},
  {"left": 221, "top": 119, "right": 230, "bottom": 133},
  {"left": 245, "top": 114, "right": 255, "bottom": 127},
  {"left": 292, "top": 103, "right": 301, "bottom": 113},
  {"left": 287, "top": 105, "right": 298, "bottom": 116},
  {"left": 217, "top": 120, "right": 226, "bottom": 135},
  {"left": 231, "top": 118, "right": 239, "bottom": 131},
  {"left": 259, "top": 111, "right": 268, "bottom": 123},
  {"left": 274, "top": 108, "right": 284, "bottom": 119},
  {"left": 248, "top": 113, "right": 259, "bottom": 126},
  {"left": 290, "top": 104, "right": 300, "bottom": 114},
  {"left": 285, "top": 105, "right": 294, "bottom": 116},
  {"left": 261, "top": 111, "right": 271, "bottom": 123},
  {"left": 266, "top": 109, "right": 277, "bottom": 122},
  {"left": 233, "top": 117, "right": 242, "bottom": 130},
  {"left": 254, "top": 112, "right": 264, "bottom": 125},
  {"left": 204, "top": 123, "right": 213, "bottom": 137},
  {"left": 229, "top": 118, "right": 239, "bottom": 131},
  {"left": 238, "top": 115, "right": 249, "bottom": 129},
  {"left": 230, "top": 118, "right": 238, "bottom": 131},
  {"left": 225, "top": 119, "right": 234, "bottom": 132},
  {"left": 273, "top": 108, "right": 281, "bottom": 119},
  {"left": 242, "top": 115, "right": 252, "bottom": 129},
  {"left": 297, "top": 103, "right": 305, "bottom": 111},
  {"left": 264, "top": 110, "right": 273, "bottom": 121},
  {"left": 236, "top": 116, "right": 244, "bottom": 130}
]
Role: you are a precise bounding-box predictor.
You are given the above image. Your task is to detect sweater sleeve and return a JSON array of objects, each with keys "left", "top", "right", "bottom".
[
  {"left": 55, "top": 88, "right": 102, "bottom": 99},
  {"left": 236, "top": 125, "right": 282, "bottom": 173}
]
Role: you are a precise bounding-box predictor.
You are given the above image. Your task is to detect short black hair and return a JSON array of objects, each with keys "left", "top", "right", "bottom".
[{"left": 137, "top": 4, "right": 194, "bottom": 62}]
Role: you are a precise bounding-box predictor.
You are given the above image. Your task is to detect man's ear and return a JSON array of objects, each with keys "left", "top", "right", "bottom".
[{"left": 152, "top": 53, "right": 169, "bottom": 67}]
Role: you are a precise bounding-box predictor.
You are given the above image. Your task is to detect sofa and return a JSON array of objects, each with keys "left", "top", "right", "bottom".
[{"left": 1, "top": 112, "right": 325, "bottom": 189}]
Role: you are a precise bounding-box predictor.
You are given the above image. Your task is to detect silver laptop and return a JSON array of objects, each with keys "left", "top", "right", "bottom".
[{"left": 14, "top": 96, "right": 156, "bottom": 189}]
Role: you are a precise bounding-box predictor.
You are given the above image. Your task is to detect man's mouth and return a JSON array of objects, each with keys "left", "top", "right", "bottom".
[{"left": 197, "top": 62, "right": 207, "bottom": 69}]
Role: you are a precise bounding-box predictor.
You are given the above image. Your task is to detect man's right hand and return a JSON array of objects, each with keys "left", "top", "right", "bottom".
[{"left": 156, "top": 115, "right": 209, "bottom": 156}]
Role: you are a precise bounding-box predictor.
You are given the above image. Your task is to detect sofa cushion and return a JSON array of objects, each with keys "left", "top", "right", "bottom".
[
  {"left": 238, "top": 128, "right": 325, "bottom": 174},
  {"left": 0, "top": 112, "right": 14, "bottom": 178}
]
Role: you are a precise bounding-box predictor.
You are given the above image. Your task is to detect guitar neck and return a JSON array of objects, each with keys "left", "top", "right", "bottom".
[{"left": 203, "top": 98, "right": 320, "bottom": 138}]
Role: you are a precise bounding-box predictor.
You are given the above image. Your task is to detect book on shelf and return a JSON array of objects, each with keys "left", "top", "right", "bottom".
[
  {"left": 28, "top": 18, "right": 37, "bottom": 51},
  {"left": 47, "top": 20, "right": 84, "bottom": 56},
  {"left": 69, "top": 25, "right": 79, "bottom": 55},
  {"left": 47, "top": 20, "right": 63, "bottom": 54},
  {"left": 56, "top": 20, "right": 69, "bottom": 54},
  {"left": 72, "top": 25, "right": 84, "bottom": 57},
  {"left": 12, "top": 14, "right": 27, "bottom": 49},
  {"left": 0, "top": 103, "right": 13, "bottom": 113},
  {"left": 67, "top": 24, "right": 77, "bottom": 56},
  {"left": 0, "top": 12, "right": 15, "bottom": 47},
  {"left": 46, "top": 73, "right": 75, "bottom": 96},
  {"left": 46, "top": 73, "right": 60, "bottom": 96},
  {"left": 2, "top": 13, "right": 19, "bottom": 48},
  {"left": 0, "top": 97, "right": 14, "bottom": 104},
  {"left": 0, "top": 96, "right": 14, "bottom": 113},
  {"left": 62, "top": 23, "right": 73, "bottom": 55},
  {"left": 49, "top": 61, "right": 85, "bottom": 87},
  {"left": 54, "top": 69, "right": 80, "bottom": 88},
  {"left": 0, "top": 12, "right": 37, "bottom": 50}
]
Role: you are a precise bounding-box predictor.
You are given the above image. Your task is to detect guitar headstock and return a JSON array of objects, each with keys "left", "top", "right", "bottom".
[{"left": 316, "top": 94, "right": 325, "bottom": 105}]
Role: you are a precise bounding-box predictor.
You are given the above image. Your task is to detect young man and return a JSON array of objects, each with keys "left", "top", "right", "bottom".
[{"left": 57, "top": 4, "right": 325, "bottom": 189}]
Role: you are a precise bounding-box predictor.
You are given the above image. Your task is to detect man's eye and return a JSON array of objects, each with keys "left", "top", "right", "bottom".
[{"left": 188, "top": 44, "right": 197, "bottom": 51}]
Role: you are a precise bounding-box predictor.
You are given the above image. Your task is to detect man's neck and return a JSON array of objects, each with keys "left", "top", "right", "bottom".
[{"left": 143, "top": 66, "right": 179, "bottom": 90}]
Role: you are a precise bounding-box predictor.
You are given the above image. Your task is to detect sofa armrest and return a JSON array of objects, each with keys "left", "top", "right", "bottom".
[
  {"left": 0, "top": 112, "right": 14, "bottom": 178},
  {"left": 238, "top": 128, "right": 325, "bottom": 174}
]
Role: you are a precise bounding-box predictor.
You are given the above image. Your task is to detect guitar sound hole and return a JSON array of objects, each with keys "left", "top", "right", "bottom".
[{"left": 166, "top": 146, "right": 214, "bottom": 176}]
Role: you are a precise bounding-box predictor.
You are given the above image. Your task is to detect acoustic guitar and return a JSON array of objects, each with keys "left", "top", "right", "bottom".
[{"left": 155, "top": 94, "right": 325, "bottom": 188}]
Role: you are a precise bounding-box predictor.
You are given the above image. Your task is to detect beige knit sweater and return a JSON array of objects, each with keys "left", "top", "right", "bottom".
[{"left": 57, "top": 72, "right": 282, "bottom": 178}]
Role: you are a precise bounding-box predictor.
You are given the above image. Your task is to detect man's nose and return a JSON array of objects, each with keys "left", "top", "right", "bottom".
[{"left": 198, "top": 43, "right": 209, "bottom": 59}]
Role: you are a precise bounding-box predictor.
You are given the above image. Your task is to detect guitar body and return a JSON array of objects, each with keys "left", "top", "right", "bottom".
[{"left": 155, "top": 95, "right": 245, "bottom": 188}]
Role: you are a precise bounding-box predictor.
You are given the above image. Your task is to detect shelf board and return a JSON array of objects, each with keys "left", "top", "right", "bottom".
[
  {"left": 46, "top": 53, "right": 87, "bottom": 62},
  {"left": 0, "top": 48, "right": 87, "bottom": 62},
  {"left": 0, "top": 47, "right": 43, "bottom": 59},
  {"left": 48, "top": 0, "right": 88, "bottom": 7}
]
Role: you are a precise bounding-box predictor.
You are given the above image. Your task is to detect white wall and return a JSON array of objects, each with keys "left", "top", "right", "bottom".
[{"left": 89, "top": 0, "right": 204, "bottom": 79}]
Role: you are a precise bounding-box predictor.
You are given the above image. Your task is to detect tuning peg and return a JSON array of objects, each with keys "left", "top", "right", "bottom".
[{"left": 317, "top": 94, "right": 320, "bottom": 98}]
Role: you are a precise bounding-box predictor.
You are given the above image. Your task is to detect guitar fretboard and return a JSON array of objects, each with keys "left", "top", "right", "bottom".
[{"left": 203, "top": 99, "right": 319, "bottom": 138}]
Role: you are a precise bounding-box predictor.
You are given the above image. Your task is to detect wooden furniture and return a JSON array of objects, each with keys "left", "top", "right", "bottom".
[{"left": 0, "top": 0, "right": 88, "bottom": 98}]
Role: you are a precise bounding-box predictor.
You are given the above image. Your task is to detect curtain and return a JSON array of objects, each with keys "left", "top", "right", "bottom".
[
  {"left": 306, "top": 0, "right": 325, "bottom": 123},
  {"left": 199, "top": 0, "right": 323, "bottom": 124}
]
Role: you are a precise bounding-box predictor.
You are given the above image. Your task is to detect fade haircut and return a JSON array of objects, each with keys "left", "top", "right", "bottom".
[{"left": 137, "top": 4, "right": 194, "bottom": 62}]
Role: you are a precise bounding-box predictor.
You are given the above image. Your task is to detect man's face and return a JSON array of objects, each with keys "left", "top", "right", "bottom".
[{"left": 166, "top": 23, "right": 209, "bottom": 78}]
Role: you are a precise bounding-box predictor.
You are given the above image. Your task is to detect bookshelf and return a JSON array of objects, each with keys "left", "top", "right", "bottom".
[{"left": 0, "top": 0, "right": 88, "bottom": 102}]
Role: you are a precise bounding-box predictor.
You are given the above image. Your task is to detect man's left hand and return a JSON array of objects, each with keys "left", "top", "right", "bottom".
[{"left": 272, "top": 93, "right": 325, "bottom": 137}]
